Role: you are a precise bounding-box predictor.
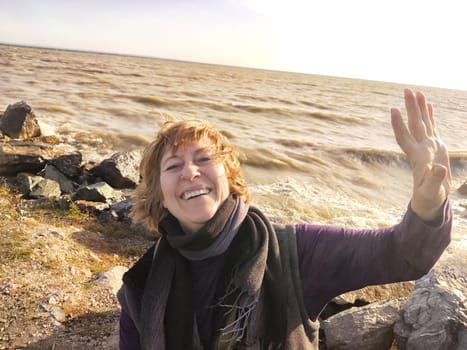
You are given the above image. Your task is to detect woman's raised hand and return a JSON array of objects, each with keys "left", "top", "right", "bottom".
[{"left": 390, "top": 88, "right": 451, "bottom": 221}]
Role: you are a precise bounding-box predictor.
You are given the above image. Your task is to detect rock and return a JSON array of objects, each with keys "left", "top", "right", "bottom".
[
  {"left": 74, "top": 182, "right": 124, "bottom": 203},
  {"left": 110, "top": 198, "right": 134, "bottom": 222},
  {"left": 48, "top": 152, "right": 82, "bottom": 178},
  {"left": 44, "top": 164, "right": 76, "bottom": 193},
  {"left": 320, "top": 281, "right": 414, "bottom": 320},
  {"left": 0, "top": 101, "right": 41, "bottom": 139},
  {"left": 98, "top": 209, "right": 119, "bottom": 223},
  {"left": 74, "top": 181, "right": 123, "bottom": 203},
  {"left": 74, "top": 199, "right": 110, "bottom": 214},
  {"left": 29, "top": 178, "right": 61, "bottom": 199},
  {"left": 93, "top": 266, "right": 127, "bottom": 295},
  {"left": 18, "top": 174, "right": 62, "bottom": 198},
  {"left": 0, "top": 137, "right": 78, "bottom": 176},
  {"left": 394, "top": 268, "right": 467, "bottom": 350},
  {"left": 90, "top": 151, "right": 141, "bottom": 189},
  {"left": 0, "top": 143, "right": 46, "bottom": 175},
  {"left": 48, "top": 305, "right": 67, "bottom": 323},
  {"left": 18, "top": 175, "right": 44, "bottom": 195},
  {"left": 321, "top": 298, "right": 404, "bottom": 350},
  {"left": 39, "top": 303, "right": 67, "bottom": 323}
]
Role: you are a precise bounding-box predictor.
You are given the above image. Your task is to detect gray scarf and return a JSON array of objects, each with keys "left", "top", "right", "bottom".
[{"left": 139, "top": 194, "right": 287, "bottom": 349}]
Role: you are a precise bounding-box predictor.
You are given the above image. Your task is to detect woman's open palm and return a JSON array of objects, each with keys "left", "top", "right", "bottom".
[{"left": 390, "top": 89, "right": 451, "bottom": 221}]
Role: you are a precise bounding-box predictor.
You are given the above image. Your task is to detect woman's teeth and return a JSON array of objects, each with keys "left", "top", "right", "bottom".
[{"left": 183, "top": 188, "right": 210, "bottom": 200}]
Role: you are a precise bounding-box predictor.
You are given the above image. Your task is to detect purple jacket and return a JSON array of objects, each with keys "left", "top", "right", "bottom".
[{"left": 119, "top": 201, "right": 452, "bottom": 349}]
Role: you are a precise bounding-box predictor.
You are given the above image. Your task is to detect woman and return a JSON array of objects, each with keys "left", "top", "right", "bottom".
[{"left": 117, "top": 89, "right": 452, "bottom": 349}]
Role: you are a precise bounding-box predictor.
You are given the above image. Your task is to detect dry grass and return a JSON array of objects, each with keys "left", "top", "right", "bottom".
[
  {"left": 0, "top": 229, "right": 34, "bottom": 261},
  {"left": 0, "top": 178, "right": 150, "bottom": 262},
  {"left": 0, "top": 177, "right": 154, "bottom": 349}
]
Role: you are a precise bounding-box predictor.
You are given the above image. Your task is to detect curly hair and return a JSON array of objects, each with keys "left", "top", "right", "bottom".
[{"left": 130, "top": 119, "right": 251, "bottom": 231}]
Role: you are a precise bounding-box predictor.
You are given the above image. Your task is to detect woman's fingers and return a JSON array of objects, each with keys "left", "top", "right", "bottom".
[
  {"left": 390, "top": 107, "right": 413, "bottom": 155},
  {"left": 411, "top": 164, "right": 448, "bottom": 221},
  {"left": 404, "top": 89, "right": 427, "bottom": 142},
  {"left": 394, "top": 89, "right": 451, "bottom": 220},
  {"left": 427, "top": 103, "right": 437, "bottom": 136},
  {"left": 416, "top": 91, "right": 434, "bottom": 137}
]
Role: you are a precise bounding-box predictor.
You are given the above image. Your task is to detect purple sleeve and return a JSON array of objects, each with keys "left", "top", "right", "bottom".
[
  {"left": 119, "top": 309, "right": 142, "bottom": 350},
  {"left": 296, "top": 200, "right": 452, "bottom": 320}
]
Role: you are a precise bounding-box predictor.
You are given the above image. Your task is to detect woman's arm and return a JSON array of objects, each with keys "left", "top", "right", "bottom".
[
  {"left": 296, "top": 200, "right": 451, "bottom": 320},
  {"left": 296, "top": 89, "right": 453, "bottom": 320}
]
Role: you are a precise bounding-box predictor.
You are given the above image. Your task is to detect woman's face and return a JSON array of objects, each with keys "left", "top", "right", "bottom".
[{"left": 159, "top": 138, "right": 230, "bottom": 234}]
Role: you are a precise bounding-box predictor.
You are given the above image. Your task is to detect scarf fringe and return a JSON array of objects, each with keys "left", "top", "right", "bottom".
[{"left": 216, "top": 288, "right": 258, "bottom": 344}]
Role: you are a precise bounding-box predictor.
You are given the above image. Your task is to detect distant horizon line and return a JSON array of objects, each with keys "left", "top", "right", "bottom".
[
  {"left": 0, "top": 40, "right": 324, "bottom": 76},
  {"left": 1, "top": 41, "right": 461, "bottom": 92}
]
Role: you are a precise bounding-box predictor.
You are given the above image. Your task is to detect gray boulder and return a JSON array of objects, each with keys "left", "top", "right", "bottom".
[
  {"left": 44, "top": 164, "right": 76, "bottom": 194},
  {"left": 74, "top": 182, "right": 124, "bottom": 203},
  {"left": 48, "top": 152, "right": 82, "bottom": 178},
  {"left": 93, "top": 266, "right": 127, "bottom": 295},
  {"left": 19, "top": 175, "right": 44, "bottom": 195},
  {"left": 28, "top": 178, "right": 61, "bottom": 199},
  {"left": 0, "top": 142, "right": 46, "bottom": 175},
  {"left": 0, "top": 101, "right": 41, "bottom": 139},
  {"left": 394, "top": 257, "right": 467, "bottom": 349},
  {"left": 0, "top": 138, "right": 77, "bottom": 176},
  {"left": 322, "top": 298, "right": 404, "bottom": 350},
  {"left": 90, "top": 151, "right": 141, "bottom": 189}
]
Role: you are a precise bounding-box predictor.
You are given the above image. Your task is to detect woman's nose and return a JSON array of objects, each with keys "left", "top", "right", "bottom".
[{"left": 180, "top": 161, "right": 200, "bottom": 181}]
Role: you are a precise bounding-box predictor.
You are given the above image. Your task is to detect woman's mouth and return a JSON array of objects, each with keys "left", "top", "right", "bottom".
[{"left": 182, "top": 188, "right": 211, "bottom": 200}]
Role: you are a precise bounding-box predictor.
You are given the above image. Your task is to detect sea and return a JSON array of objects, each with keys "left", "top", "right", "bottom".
[{"left": 1, "top": 44, "right": 466, "bottom": 238}]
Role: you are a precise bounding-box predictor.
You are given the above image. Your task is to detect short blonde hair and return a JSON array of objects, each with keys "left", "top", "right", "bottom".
[{"left": 130, "top": 119, "right": 251, "bottom": 231}]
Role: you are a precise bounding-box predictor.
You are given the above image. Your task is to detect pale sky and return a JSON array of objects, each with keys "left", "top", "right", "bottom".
[{"left": 1, "top": 0, "right": 466, "bottom": 91}]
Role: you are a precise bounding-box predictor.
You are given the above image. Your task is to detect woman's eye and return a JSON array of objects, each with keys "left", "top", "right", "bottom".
[
  {"left": 196, "top": 155, "right": 211, "bottom": 163},
  {"left": 165, "top": 163, "right": 181, "bottom": 171}
]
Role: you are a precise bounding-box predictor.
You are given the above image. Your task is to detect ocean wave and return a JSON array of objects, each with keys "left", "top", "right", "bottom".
[
  {"left": 76, "top": 68, "right": 108, "bottom": 75},
  {"left": 37, "top": 105, "right": 76, "bottom": 116},
  {"left": 269, "top": 96, "right": 297, "bottom": 106},
  {"left": 0, "top": 59, "right": 14, "bottom": 67},
  {"left": 188, "top": 99, "right": 235, "bottom": 112},
  {"left": 298, "top": 100, "right": 331, "bottom": 110},
  {"left": 130, "top": 95, "right": 171, "bottom": 107},
  {"left": 233, "top": 94, "right": 271, "bottom": 103},
  {"left": 130, "top": 94, "right": 236, "bottom": 114},
  {"left": 304, "top": 111, "right": 371, "bottom": 125},
  {"left": 180, "top": 91, "right": 204, "bottom": 98},
  {"left": 232, "top": 103, "right": 292, "bottom": 117},
  {"left": 331, "top": 148, "right": 409, "bottom": 166},
  {"left": 239, "top": 144, "right": 407, "bottom": 174},
  {"left": 238, "top": 147, "right": 304, "bottom": 170},
  {"left": 119, "top": 72, "right": 146, "bottom": 78},
  {"left": 3, "top": 45, "right": 466, "bottom": 194},
  {"left": 338, "top": 148, "right": 467, "bottom": 173},
  {"left": 370, "top": 90, "right": 392, "bottom": 97},
  {"left": 283, "top": 151, "right": 329, "bottom": 167},
  {"left": 274, "top": 138, "right": 319, "bottom": 149}
]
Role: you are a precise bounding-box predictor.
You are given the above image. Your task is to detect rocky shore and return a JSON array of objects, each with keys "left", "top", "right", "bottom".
[{"left": 0, "top": 101, "right": 466, "bottom": 349}]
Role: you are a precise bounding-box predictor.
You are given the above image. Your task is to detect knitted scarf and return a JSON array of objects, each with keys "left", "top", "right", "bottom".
[{"left": 139, "top": 195, "right": 287, "bottom": 350}]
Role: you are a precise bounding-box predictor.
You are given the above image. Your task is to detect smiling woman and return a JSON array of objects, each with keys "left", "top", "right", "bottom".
[
  {"left": 117, "top": 90, "right": 452, "bottom": 350},
  {"left": 159, "top": 140, "right": 231, "bottom": 234},
  {"left": 130, "top": 120, "right": 251, "bottom": 232}
]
